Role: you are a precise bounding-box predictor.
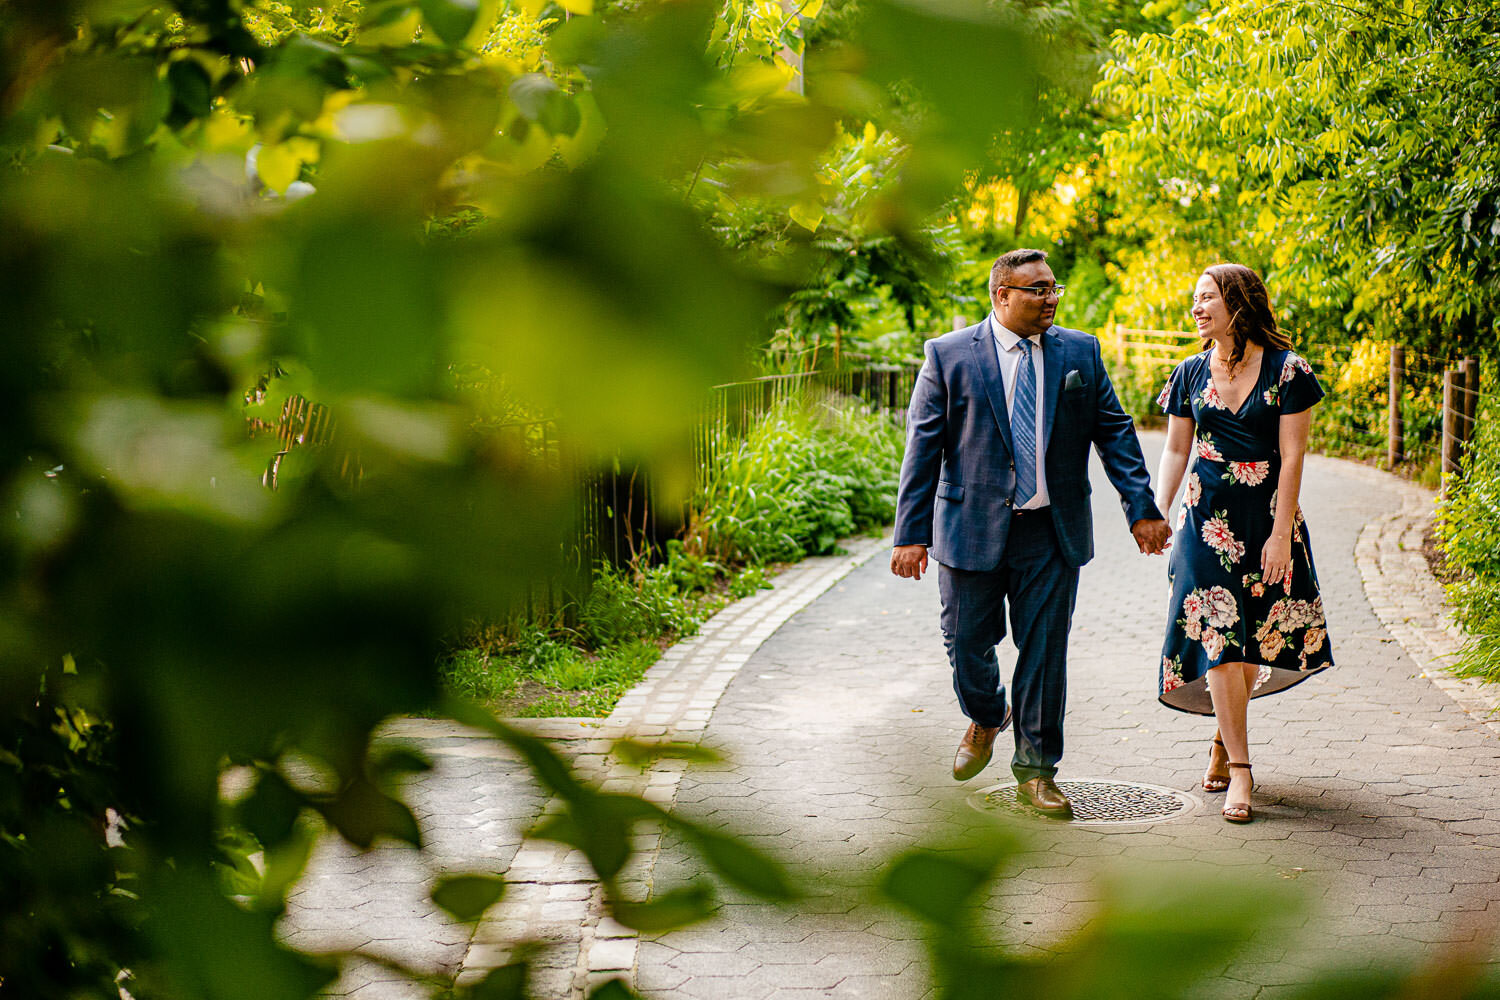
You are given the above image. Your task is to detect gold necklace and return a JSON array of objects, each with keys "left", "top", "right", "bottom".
[{"left": 1213, "top": 349, "right": 1258, "bottom": 382}]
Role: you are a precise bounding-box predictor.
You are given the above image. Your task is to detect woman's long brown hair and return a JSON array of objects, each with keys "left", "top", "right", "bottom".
[{"left": 1202, "top": 263, "right": 1293, "bottom": 368}]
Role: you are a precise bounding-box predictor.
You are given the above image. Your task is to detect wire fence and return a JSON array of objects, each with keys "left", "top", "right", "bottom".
[
  {"left": 1103, "top": 329, "right": 1489, "bottom": 479},
  {"left": 248, "top": 361, "right": 923, "bottom": 624},
  {"left": 249, "top": 334, "right": 1483, "bottom": 627}
]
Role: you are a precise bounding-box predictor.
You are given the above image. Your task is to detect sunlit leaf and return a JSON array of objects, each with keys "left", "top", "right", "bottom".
[
  {"left": 789, "top": 200, "right": 824, "bottom": 232},
  {"left": 358, "top": 4, "right": 421, "bottom": 44},
  {"left": 254, "top": 137, "right": 320, "bottom": 193}
]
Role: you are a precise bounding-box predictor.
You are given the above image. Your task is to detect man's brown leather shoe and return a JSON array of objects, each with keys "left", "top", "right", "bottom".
[
  {"left": 952, "top": 707, "right": 1012, "bottom": 781},
  {"left": 1015, "top": 776, "right": 1073, "bottom": 818}
]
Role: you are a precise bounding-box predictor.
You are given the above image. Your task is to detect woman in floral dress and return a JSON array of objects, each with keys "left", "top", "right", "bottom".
[{"left": 1153, "top": 263, "right": 1333, "bottom": 823}]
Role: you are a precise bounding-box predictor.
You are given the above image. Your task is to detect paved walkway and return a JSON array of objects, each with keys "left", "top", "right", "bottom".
[{"left": 282, "top": 433, "right": 1500, "bottom": 998}]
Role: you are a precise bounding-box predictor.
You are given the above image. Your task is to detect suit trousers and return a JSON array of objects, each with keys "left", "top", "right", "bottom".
[{"left": 937, "top": 508, "right": 1079, "bottom": 783}]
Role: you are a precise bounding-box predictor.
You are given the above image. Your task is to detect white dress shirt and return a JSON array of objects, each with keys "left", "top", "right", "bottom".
[{"left": 990, "top": 313, "right": 1050, "bottom": 509}]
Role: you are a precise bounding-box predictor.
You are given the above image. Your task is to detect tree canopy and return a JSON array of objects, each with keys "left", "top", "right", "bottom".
[{"left": 1099, "top": 0, "right": 1500, "bottom": 350}]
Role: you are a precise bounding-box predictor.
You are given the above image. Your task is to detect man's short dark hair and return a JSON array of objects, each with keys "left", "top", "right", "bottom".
[{"left": 989, "top": 249, "right": 1048, "bottom": 300}]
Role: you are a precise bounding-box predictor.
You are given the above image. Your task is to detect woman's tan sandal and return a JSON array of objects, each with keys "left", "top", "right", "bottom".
[
  {"left": 1222, "top": 762, "right": 1254, "bottom": 823},
  {"left": 1202, "top": 736, "right": 1230, "bottom": 793}
]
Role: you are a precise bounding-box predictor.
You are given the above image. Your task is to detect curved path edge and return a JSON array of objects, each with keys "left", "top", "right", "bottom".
[
  {"left": 311, "top": 455, "right": 1498, "bottom": 999},
  {"left": 1349, "top": 466, "right": 1499, "bottom": 732},
  {"left": 381, "top": 532, "right": 895, "bottom": 997}
]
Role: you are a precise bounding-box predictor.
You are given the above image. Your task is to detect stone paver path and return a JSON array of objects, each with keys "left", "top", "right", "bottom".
[{"left": 284, "top": 433, "right": 1500, "bottom": 999}]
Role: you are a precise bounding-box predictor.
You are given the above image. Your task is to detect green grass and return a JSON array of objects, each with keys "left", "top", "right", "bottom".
[
  {"left": 439, "top": 637, "right": 663, "bottom": 718},
  {"left": 440, "top": 561, "right": 775, "bottom": 717}
]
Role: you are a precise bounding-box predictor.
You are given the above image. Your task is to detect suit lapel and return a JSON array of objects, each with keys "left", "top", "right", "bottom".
[
  {"left": 971, "top": 318, "right": 1014, "bottom": 458},
  {"left": 1041, "top": 328, "right": 1066, "bottom": 449}
]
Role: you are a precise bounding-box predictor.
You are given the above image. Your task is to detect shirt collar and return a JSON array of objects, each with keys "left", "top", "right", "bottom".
[{"left": 989, "top": 313, "right": 1040, "bottom": 351}]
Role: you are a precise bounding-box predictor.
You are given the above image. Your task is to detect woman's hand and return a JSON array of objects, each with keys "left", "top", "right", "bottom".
[{"left": 1261, "top": 534, "right": 1293, "bottom": 586}]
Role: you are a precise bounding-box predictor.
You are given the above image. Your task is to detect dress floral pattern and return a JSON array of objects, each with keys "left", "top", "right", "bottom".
[{"left": 1155, "top": 348, "right": 1334, "bottom": 714}]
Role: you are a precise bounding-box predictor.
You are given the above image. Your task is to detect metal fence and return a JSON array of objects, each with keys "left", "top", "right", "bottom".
[
  {"left": 1098, "top": 328, "right": 1489, "bottom": 478},
  {"left": 694, "top": 365, "right": 919, "bottom": 473},
  {"left": 249, "top": 361, "right": 923, "bottom": 624}
]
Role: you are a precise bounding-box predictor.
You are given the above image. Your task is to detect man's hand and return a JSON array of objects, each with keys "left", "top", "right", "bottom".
[
  {"left": 1131, "top": 518, "right": 1171, "bottom": 555},
  {"left": 891, "top": 544, "right": 930, "bottom": 580}
]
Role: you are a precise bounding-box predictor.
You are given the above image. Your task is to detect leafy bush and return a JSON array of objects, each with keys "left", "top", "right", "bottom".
[
  {"left": 687, "top": 396, "right": 903, "bottom": 564},
  {"left": 1113, "top": 361, "right": 1174, "bottom": 428},
  {"left": 660, "top": 539, "right": 726, "bottom": 595},
  {"left": 823, "top": 400, "right": 905, "bottom": 527},
  {"left": 727, "top": 564, "right": 773, "bottom": 599},
  {"left": 580, "top": 560, "right": 702, "bottom": 648},
  {"left": 1437, "top": 388, "right": 1500, "bottom": 682}
]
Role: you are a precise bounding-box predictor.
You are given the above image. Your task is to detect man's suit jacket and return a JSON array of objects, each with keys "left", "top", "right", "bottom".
[{"left": 893, "top": 318, "right": 1161, "bottom": 571}]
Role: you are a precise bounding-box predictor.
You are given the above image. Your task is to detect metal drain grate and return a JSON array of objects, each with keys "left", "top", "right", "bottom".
[{"left": 970, "top": 779, "right": 1197, "bottom": 826}]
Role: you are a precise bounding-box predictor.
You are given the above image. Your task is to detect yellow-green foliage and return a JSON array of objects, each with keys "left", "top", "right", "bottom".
[
  {"left": 1097, "top": 0, "right": 1500, "bottom": 354},
  {"left": 479, "top": 8, "right": 555, "bottom": 69},
  {"left": 1330, "top": 339, "right": 1387, "bottom": 397}
]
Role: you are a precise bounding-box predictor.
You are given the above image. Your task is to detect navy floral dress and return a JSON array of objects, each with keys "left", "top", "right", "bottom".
[{"left": 1155, "top": 348, "right": 1334, "bottom": 714}]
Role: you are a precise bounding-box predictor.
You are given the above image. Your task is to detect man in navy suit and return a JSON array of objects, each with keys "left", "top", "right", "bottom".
[{"left": 891, "top": 248, "right": 1169, "bottom": 817}]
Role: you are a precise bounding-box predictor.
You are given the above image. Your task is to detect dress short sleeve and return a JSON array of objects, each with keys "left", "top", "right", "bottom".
[
  {"left": 1273, "top": 352, "right": 1325, "bottom": 414},
  {"left": 1156, "top": 359, "right": 1194, "bottom": 418}
]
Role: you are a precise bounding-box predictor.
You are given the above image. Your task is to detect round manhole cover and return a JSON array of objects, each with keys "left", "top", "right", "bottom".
[{"left": 969, "top": 779, "right": 1198, "bottom": 826}]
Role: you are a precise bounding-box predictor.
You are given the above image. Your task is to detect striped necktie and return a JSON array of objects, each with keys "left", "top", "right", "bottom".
[{"left": 1013, "top": 338, "right": 1037, "bottom": 507}]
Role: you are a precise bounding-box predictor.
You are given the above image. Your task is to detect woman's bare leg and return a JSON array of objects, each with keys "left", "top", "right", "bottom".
[
  {"left": 1208, "top": 662, "right": 1258, "bottom": 817},
  {"left": 1210, "top": 664, "right": 1259, "bottom": 758}
]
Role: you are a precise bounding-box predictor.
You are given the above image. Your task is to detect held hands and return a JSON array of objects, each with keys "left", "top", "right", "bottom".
[
  {"left": 1262, "top": 534, "right": 1293, "bottom": 586},
  {"left": 1131, "top": 518, "right": 1171, "bottom": 555},
  {"left": 891, "top": 544, "right": 929, "bottom": 580}
]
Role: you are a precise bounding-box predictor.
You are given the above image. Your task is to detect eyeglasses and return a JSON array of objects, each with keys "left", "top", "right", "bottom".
[{"left": 1000, "top": 284, "right": 1066, "bottom": 299}]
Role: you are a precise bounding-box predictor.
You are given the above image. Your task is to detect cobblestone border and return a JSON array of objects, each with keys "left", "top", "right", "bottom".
[
  {"left": 389, "top": 533, "right": 893, "bottom": 997},
  {"left": 1349, "top": 465, "right": 1500, "bottom": 734}
]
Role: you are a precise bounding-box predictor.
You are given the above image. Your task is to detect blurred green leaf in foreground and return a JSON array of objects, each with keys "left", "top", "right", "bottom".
[
  {"left": 13, "top": 1, "right": 1488, "bottom": 999},
  {"left": 0, "top": 0, "right": 1046, "bottom": 994}
]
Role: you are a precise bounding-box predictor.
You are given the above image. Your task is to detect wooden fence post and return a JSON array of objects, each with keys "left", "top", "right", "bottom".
[
  {"left": 1388, "top": 344, "right": 1404, "bottom": 468},
  {"left": 1462, "top": 356, "right": 1480, "bottom": 450},
  {"left": 1443, "top": 369, "right": 1463, "bottom": 480}
]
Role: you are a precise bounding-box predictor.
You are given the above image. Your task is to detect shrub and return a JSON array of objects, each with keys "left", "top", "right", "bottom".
[
  {"left": 821, "top": 400, "right": 904, "bottom": 529},
  {"left": 579, "top": 561, "right": 702, "bottom": 648},
  {"left": 686, "top": 395, "right": 903, "bottom": 565},
  {"left": 728, "top": 564, "right": 773, "bottom": 599},
  {"left": 1114, "top": 361, "right": 1174, "bottom": 428},
  {"left": 1436, "top": 388, "right": 1500, "bottom": 682}
]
